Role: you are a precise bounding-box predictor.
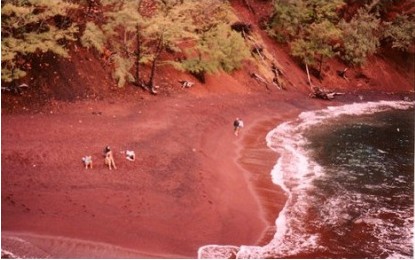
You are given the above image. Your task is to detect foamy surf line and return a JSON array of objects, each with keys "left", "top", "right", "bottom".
[
  {"left": 1, "top": 231, "right": 183, "bottom": 259},
  {"left": 197, "top": 100, "right": 414, "bottom": 259}
]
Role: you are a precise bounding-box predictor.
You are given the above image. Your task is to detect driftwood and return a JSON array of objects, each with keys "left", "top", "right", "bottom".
[
  {"left": 250, "top": 72, "right": 269, "bottom": 90},
  {"left": 1, "top": 83, "right": 29, "bottom": 95},
  {"left": 310, "top": 87, "right": 345, "bottom": 100},
  {"left": 151, "top": 85, "right": 159, "bottom": 94},
  {"left": 271, "top": 63, "right": 285, "bottom": 90},
  {"left": 337, "top": 67, "right": 349, "bottom": 80},
  {"left": 137, "top": 82, "right": 159, "bottom": 95},
  {"left": 251, "top": 44, "right": 266, "bottom": 64},
  {"left": 179, "top": 80, "right": 194, "bottom": 88}
]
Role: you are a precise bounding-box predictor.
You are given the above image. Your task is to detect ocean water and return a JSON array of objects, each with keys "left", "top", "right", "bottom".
[{"left": 199, "top": 100, "right": 414, "bottom": 259}]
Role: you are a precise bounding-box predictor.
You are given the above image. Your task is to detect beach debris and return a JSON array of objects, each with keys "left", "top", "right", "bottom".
[
  {"left": 337, "top": 67, "right": 349, "bottom": 80},
  {"left": 310, "top": 87, "right": 345, "bottom": 100},
  {"left": 151, "top": 85, "right": 159, "bottom": 94},
  {"left": 1, "top": 83, "right": 29, "bottom": 95},
  {"left": 250, "top": 72, "right": 269, "bottom": 90},
  {"left": 179, "top": 80, "right": 194, "bottom": 88},
  {"left": 271, "top": 63, "right": 286, "bottom": 90}
]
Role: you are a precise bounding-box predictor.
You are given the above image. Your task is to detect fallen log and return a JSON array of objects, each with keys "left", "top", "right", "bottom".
[
  {"left": 250, "top": 72, "right": 269, "bottom": 90},
  {"left": 310, "top": 87, "right": 344, "bottom": 100},
  {"left": 271, "top": 63, "right": 285, "bottom": 90}
]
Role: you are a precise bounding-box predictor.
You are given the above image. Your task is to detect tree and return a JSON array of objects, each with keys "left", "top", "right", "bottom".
[
  {"left": 268, "top": 0, "right": 344, "bottom": 42},
  {"left": 291, "top": 20, "right": 341, "bottom": 78},
  {"left": 142, "top": 0, "right": 198, "bottom": 90},
  {"left": 1, "top": 0, "right": 79, "bottom": 83},
  {"left": 268, "top": 0, "right": 311, "bottom": 42},
  {"left": 383, "top": 14, "right": 415, "bottom": 52},
  {"left": 339, "top": 8, "right": 380, "bottom": 65},
  {"left": 180, "top": 23, "right": 251, "bottom": 82},
  {"left": 81, "top": 0, "right": 197, "bottom": 89},
  {"left": 99, "top": 0, "right": 146, "bottom": 88}
]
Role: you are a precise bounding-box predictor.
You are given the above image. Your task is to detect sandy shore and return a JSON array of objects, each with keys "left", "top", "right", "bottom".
[{"left": 1, "top": 90, "right": 393, "bottom": 258}]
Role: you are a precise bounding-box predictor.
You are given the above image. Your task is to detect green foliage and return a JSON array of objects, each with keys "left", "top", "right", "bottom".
[
  {"left": 1, "top": 0, "right": 79, "bottom": 82},
  {"left": 92, "top": 0, "right": 147, "bottom": 87},
  {"left": 269, "top": 0, "right": 344, "bottom": 73},
  {"left": 81, "top": 22, "right": 107, "bottom": 53},
  {"left": 291, "top": 21, "right": 341, "bottom": 66},
  {"left": 91, "top": 0, "right": 202, "bottom": 87},
  {"left": 268, "top": 0, "right": 415, "bottom": 67},
  {"left": 383, "top": 14, "right": 415, "bottom": 52},
  {"left": 268, "top": 0, "right": 311, "bottom": 42},
  {"left": 112, "top": 54, "right": 135, "bottom": 88},
  {"left": 339, "top": 8, "right": 380, "bottom": 65},
  {"left": 180, "top": 58, "right": 214, "bottom": 75},
  {"left": 144, "top": 0, "right": 198, "bottom": 54},
  {"left": 291, "top": 39, "right": 316, "bottom": 65},
  {"left": 181, "top": 23, "right": 250, "bottom": 75},
  {"left": 268, "top": 0, "right": 344, "bottom": 42},
  {"left": 177, "top": 1, "right": 249, "bottom": 76},
  {"left": 87, "top": 0, "right": 246, "bottom": 87},
  {"left": 307, "top": 0, "right": 345, "bottom": 22}
]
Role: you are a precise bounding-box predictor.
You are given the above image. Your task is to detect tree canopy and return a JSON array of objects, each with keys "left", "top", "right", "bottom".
[
  {"left": 268, "top": 0, "right": 415, "bottom": 67},
  {"left": 1, "top": 0, "right": 79, "bottom": 82},
  {"left": 1, "top": 0, "right": 414, "bottom": 88}
]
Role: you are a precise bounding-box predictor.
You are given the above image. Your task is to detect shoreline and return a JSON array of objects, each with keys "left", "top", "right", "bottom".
[{"left": 2, "top": 91, "right": 413, "bottom": 258}]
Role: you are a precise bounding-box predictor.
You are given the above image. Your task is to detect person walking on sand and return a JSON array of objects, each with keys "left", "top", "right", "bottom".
[
  {"left": 233, "top": 118, "right": 244, "bottom": 136},
  {"left": 104, "top": 146, "right": 117, "bottom": 170}
]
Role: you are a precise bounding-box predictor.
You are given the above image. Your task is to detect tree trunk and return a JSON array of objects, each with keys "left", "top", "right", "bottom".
[
  {"left": 134, "top": 23, "right": 142, "bottom": 87},
  {"left": 318, "top": 55, "right": 323, "bottom": 80},
  {"left": 147, "top": 32, "right": 164, "bottom": 90},
  {"left": 306, "top": 63, "right": 312, "bottom": 87}
]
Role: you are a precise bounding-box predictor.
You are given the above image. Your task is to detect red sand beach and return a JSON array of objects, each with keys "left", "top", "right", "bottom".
[{"left": 1, "top": 90, "right": 406, "bottom": 258}]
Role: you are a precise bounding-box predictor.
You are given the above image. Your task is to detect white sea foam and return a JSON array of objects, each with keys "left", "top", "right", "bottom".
[
  {"left": 197, "top": 245, "right": 240, "bottom": 259},
  {"left": 198, "top": 100, "right": 414, "bottom": 259}
]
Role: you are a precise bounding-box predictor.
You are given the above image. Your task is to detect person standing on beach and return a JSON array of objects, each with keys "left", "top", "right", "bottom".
[
  {"left": 233, "top": 118, "right": 244, "bottom": 136},
  {"left": 104, "top": 146, "right": 117, "bottom": 170}
]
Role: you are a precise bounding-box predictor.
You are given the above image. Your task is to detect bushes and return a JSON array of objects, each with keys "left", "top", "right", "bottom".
[
  {"left": 268, "top": 0, "right": 415, "bottom": 67},
  {"left": 180, "top": 24, "right": 250, "bottom": 79},
  {"left": 339, "top": 9, "right": 380, "bottom": 66},
  {"left": 383, "top": 14, "right": 415, "bottom": 52}
]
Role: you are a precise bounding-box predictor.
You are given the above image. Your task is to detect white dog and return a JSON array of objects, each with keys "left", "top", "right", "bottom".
[
  {"left": 82, "top": 156, "right": 93, "bottom": 169},
  {"left": 126, "top": 150, "right": 136, "bottom": 161}
]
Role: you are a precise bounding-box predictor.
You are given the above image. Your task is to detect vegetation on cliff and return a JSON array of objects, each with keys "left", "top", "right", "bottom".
[
  {"left": 267, "top": 0, "right": 415, "bottom": 74},
  {"left": 1, "top": 0, "right": 414, "bottom": 95}
]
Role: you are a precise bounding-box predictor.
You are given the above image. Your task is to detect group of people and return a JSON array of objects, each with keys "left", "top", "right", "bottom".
[
  {"left": 82, "top": 146, "right": 135, "bottom": 170},
  {"left": 82, "top": 118, "right": 243, "bottom": 170}
]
